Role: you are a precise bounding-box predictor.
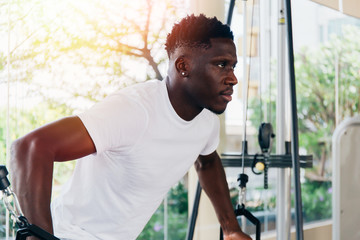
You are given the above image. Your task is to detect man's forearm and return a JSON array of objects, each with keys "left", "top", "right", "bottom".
[
  {"left": 196, "top": 153, "right": 252, "bottom": 240},
  {"left": 10, "top": 136, "right": 55, "bottom": 235},
  {"left": 195, "top": 152, "right": 241, "bottom": 234}
]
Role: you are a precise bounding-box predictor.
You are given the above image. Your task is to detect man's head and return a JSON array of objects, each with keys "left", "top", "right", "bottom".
[
  {"left": 165, "top": 14, "right": 234, "bottom": 58},
  {"left": 165, "top": 14, "right": 237, "bottom": 118}
]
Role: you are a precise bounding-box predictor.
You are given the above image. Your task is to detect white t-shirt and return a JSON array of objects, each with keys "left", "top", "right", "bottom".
[{"left": 51, "top": 79, "right": 220, "bottom": 240}]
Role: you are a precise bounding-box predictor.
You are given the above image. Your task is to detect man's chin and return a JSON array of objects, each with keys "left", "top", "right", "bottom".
[{"left": 209, "top": 107, "right": 226, "bottom": 115}]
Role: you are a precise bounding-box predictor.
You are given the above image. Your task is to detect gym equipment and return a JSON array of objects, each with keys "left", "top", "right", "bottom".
[
  {"left": 0, "top": 165, "right": 60, "bottom": 240},
  {"left": 332, "top": 115, "right": 360, "bottom": 240},
  {"left": 186, "top": 0, "right": 311, "bottom": 239},
  {"left": 251, "top": 123, "right": 276, "bottom": 189}
]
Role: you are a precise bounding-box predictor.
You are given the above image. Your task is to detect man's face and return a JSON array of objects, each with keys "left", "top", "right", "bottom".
[{"left": 185, "top": 38, "right": 238, "bottom": 114}]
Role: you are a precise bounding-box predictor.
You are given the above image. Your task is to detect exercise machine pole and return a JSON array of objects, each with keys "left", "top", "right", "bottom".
[
  {"left": 276, "top": 0, "right": 292, "bottom": 238},
  {"left": 284, "top": 0, "right": 304, "bottom": 239},
  {"left": 185, "top": 182, "right": 201, "bottom": 240},
  {"left": 226, "top": 0, "right": 236, "bottom": 26}
]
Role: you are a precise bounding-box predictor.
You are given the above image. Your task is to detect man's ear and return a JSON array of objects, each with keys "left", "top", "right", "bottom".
[{"left": 175, "top": 57, "right": 189, "bottom": 77}]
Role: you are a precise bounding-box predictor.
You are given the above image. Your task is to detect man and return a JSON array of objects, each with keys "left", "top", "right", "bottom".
[{"left": 10, "top": 14, "right": 252, "bottom": 240}]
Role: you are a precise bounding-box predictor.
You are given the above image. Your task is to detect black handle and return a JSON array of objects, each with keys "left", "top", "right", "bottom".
[
  {"left": 220, "top": 205, "right": 261, "bottom": 240},
  {"left": 0, "top": 165, "right": 11, "bottom": 190}
]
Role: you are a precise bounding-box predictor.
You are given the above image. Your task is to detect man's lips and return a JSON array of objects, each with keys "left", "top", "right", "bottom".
[{"left": 220, "top": 89, "right": 233, "bottom": 102}]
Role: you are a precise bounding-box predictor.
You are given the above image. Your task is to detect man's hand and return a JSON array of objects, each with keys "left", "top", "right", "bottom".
[{"left": 223, "top": 231, "right": 252, "bottom": 240}]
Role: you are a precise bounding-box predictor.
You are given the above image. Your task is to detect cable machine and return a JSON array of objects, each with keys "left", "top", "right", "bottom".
[
  {"left": 186, "top": 0, "right": 311, "bottom": 239},
  {"left": 0, "top": 166, "right": 59, "bottom": 240}
]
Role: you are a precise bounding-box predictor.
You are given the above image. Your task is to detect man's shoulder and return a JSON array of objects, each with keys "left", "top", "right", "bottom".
[
  {"left": 117, "top": 79, "right": 163, "bottom": 97},
  {"left": 95, "top": 79, "right": 165, "bottom": 116},
  {"left": 126, "top": 79, "right": 162, "bottom": 90}
]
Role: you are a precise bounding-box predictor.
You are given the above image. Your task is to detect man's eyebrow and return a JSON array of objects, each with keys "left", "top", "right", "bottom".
[
  {"left": 212, "top": 54, "right": 235, "bottom": 59},
  {"left": 211, "top": 56, "right": 238, "bottom": 63}
]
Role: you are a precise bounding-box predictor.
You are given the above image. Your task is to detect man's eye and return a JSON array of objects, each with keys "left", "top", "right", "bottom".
[{"left": 218, "top": 62, "right": 226, "bottom": 68}]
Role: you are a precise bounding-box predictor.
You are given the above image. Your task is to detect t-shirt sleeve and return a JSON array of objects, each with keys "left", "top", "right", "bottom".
[
  {"left": 77, "top": 93, "right": 148, "bottom": 155},
  {"left": 199, "top": 114, "right": 220, "bottom": 156}
]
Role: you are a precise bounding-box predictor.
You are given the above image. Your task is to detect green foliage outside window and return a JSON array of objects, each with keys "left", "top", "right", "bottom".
[
  {"left": 301, "top": 180, "right": 332, "bottom": 222},
  {"left": 137, "top": 182, "right": 188, "bottom": 240}
]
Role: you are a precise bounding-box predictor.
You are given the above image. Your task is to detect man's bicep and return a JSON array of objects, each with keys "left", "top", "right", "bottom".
[
  {"left": 28, "top": 116, "right": 96, "bottom": 162},
  {"left": 196, "top": 151, "right": 220, "bottom": 170}
]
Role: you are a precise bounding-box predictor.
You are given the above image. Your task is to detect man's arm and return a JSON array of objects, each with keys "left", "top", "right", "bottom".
[
  {"left": 10, "top": 116, "right": 96, "bottom": 236},
  {"left": 195, "top": 151, "right": 252, "bottom": 240}
]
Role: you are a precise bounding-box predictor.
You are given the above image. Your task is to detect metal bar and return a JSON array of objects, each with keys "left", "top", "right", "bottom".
[
  {"left": 283, "top": 0, "right": 304, "bottom": 239},
  {"left": 241, "top": 0, "right": 248, "bottom": 173},
  {"left": 186, "top": 181, "right": 202, "bottom": 240},
  {"left": 226, "top": 0, "right": 236, "bottom": 26},
  {"left": 221, "top": 154, "right": 312, "bottom": 168},
  {"left": 276, "top": 0, "right": 292, "bottom": 238}
]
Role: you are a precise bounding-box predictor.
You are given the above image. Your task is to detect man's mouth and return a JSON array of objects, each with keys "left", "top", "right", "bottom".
[
  {"left": 221, "top": 94, "right": 232, "bottom": 102},
  {"left": 220, "top": 89, "right": 233, "bottom": 102}
]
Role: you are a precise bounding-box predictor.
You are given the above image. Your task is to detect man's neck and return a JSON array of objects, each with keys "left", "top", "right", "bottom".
[{"left": 165, "top": 77, "right": 203, "bottom": 121}]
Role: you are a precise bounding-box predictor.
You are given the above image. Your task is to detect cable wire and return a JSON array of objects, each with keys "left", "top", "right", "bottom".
[{"left": 241, "top": 0, "right": 256, "bottom": 174}]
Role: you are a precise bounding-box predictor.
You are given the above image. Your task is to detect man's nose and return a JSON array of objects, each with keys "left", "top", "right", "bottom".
[{"left": 225, "top": 71, "right": 238, "bottom": 86}]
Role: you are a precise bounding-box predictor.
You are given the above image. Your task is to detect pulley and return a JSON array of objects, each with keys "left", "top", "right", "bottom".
[
  {"left": 258, "top": 122, "right": 275, "bottom": 154},
  {"left": 251, "top": 123, "right": 275, "bottom": 189}
]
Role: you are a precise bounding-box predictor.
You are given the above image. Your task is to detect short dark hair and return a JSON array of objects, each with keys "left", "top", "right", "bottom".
[{"left": 165, "top": 14, "right": 234, "bottom": 57}]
